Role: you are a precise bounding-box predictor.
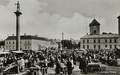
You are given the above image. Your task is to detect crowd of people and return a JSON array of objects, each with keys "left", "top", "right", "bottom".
[{"left": 0, "top": 48, "right": 119, "bottom": 75}]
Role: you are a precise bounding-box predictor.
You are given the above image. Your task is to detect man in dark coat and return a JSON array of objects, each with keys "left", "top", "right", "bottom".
[
  {"left": 82, "top": 57, "right": 88, "bottom": 74},
  {"left": 78, "top": 55, "right": 83, "bottom": 72},
  {"left": 55, "top": 57, "right": 61, "bottom": 75},
  {"left": 67, "top": 58, "right": 73, "bottom": 75},
  {"left": 78, "top": 55, "right": 88, "bottom": 74}
]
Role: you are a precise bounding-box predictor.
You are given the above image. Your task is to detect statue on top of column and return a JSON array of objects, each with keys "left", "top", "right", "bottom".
[{"left": 15, "top": 1, "right": 20, "bottom": 12}]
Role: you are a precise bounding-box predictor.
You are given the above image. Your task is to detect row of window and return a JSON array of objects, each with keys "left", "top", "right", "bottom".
[
  {"left": 82, "top": 39, "right": 117, "bottom": 43},
  {"left": 6, "top": 45, "right": 30, "bottom": 50},
  {"left": 6, "top": 46, "right": 15, "bottom": 50},
  {"left": 6, "top": 41, "right": 31, "bottom": 44},
  {"left": 83, "top": 45, "right": 117, "bottom": 49}
]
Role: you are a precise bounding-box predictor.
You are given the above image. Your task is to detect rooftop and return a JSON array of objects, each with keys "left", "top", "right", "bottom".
[
  {"left": 6, "top": 35, "right": 50, "bottom": 41},
  {"left": 81, "top": 33, "right": 118, "bottom": 39}
]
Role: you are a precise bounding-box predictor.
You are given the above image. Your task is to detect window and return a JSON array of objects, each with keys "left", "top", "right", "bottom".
[
  {"left": 25, "top": 41, "right": 27, "bottom": 44},
  {"left": 94, "top": 39, "right": 96, "bottom": 43},
  {"left": 110, "top": 45, "right": 112, "bottom": 49},
  {"left": 93, "top": 30, "right": 97, "bottom": 34},
  {"left": 25, "top": 45, "right": 27, "bottom": 49},
  {"left": 87, "top": 45, "right": 89, "bottom": 49},
  {"left": 114, "top": 39, "right": 117, "bottom": 43},
  {"left": 83, "top": 40, "right": 85, "bottom": 43},
  {"left": 13, "top": 41, "right": 14, "bottom": 44},
  {"left": 28, "top": 41, "right": 30, "bottom": 44},
  {"left": 20, "top": 45, "right": 22, "bottom": 50},
  {"left": 9, "top": 41, "right": 11, "bottom": 44},
  {"left": 13, "top": 46, "right": 14, "bottom": 49},
  {"left": 105, "top": 39, "right": 107, "bottom": 43},
  {"left": 105, "top": 45, "right": 107, "bottom": 48},
  {"left": 98, "top": 45, "right": 100, "bottom": 49},
  {"left": 6, "top": 46, "right": 8, "bottom": 49},
  {"left": 110, "top": 39, "right": 112, "bottom": 43},
  {"left": 98, "top": 39, "right": 100, "bottom": 43},
  {"left": 9, "top": 46, "right": 11, "bottom": 50},
  {"left": 114, "top": 45, "right": 117, "bottom": 48},
  {"left": 6, "top": 42, "right": 8, "bottom": 44},
  {"left": 20, "top": 41, "right": 22, "bottom": 44},
  {"left": 83, "top": 45, "right": 85, "bottom": 49},
  {"left": 28, "top": 41, "right": 31, "bottom": 45},
  {"left": 94, "top": 45, "right": 96, "bottom": 49},
  {"left": 28, "top": 46, "right": 30, "bottom": 49},
  {"left": 87, "top": 40, "right": 89, "bottom": 43}
]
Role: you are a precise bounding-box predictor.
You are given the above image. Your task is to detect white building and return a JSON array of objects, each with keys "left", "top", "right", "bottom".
[
  {"left": 5, "top": 35, "right": 58, "bottom": 51},
  {"left": 80, "top": 19, "right": 118, "bottom": 50}
]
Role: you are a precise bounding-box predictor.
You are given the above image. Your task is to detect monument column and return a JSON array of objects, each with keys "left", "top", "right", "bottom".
[
  {"left": 62, "top": 33, "right": 64, "bottom": 50},
  {"left": 14, "top": 1, "right": 22, "bottom": 51}
]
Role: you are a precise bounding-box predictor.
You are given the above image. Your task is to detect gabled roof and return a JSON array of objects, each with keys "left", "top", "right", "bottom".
[
  {"left": 6, "top": 35, "right": 50, "bottom": 41},
  {"left": 89, "top": 19, "right": 100, "bottom": 27},
  {"left": 81, "top": 34, "right": 118, "bottom": 39}
]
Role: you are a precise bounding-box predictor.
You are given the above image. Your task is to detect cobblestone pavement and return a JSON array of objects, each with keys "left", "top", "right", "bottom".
[
  {"left": 48, "top": 63, "right": 120, "bottom": 75},
  {"left": 3, "top": 63, "right": 120, "bottom": 75}
]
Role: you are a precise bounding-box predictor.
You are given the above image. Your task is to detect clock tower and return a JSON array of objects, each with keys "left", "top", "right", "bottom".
[{"left": 89, "top": 19, "right": 100, "bottom": 35}]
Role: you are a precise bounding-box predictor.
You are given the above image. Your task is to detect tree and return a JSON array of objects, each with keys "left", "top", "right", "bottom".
[
  {"left": 61, "top": 40, "right": 73, "bottom": 49},
  {"left": 61, "top": 40, "right": 80, "bottom": 49}
]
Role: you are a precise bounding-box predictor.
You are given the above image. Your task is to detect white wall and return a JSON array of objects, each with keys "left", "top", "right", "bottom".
[
  {"left": 5, "top": 39, "right": 58, "bottom": 51},
  {"left": 5, "top": 40, "right": 32, "bottom": 50},
  {"left": 32, "top": 39, "right": 58, "bottom": 50},
  {"left": 80, "top": 38, "right": 118, "bottom": 50}
]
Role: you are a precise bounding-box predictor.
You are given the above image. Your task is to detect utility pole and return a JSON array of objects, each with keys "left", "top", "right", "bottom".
[{"left": 14, "top": 1, "right": 22, "bottom": 51}]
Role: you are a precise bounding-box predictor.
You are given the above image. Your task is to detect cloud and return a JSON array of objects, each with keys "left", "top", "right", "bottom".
[
  {"left": 39, "top": 0, "right": 119, "bottom": 36},
  {"left": 42, "top": 0, "right": 119, "bottom": 17},
  {"left": 0, "top": 0, "right": 106, "bottom": 40}
]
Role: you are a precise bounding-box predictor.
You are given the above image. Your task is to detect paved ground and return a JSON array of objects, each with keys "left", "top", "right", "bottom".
[
  {"left": 2, "top": 63, "right": 120, "bottom": 75},
  {"left": 48, "top": 63, "right": 120, "bottom": 75}
]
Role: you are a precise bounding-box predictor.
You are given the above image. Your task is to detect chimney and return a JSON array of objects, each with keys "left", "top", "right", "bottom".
[
  {"left": 12, "top": 34, "right": 14, "bottom": 36},
  {"left": 24, "top": 33, "right": 26, "bottom": 36},
  {"left": 117, "top": 16, "right": 120, "bottom": 49}
]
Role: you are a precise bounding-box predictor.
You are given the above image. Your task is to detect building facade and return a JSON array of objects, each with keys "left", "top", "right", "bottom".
[
  {"left": 80, "top": 19, "right": 118, "bottom": 50},
  {"left": 5, "top": 35, "right": 58, "bottom": 51}
]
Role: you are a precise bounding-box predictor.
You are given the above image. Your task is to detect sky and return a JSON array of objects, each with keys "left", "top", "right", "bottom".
[{"left": 0, "top": 0, "right": 120, "bottom": 40}]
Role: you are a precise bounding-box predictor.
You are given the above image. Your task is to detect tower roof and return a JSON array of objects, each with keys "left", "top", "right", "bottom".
[{"left": 89, "top": 19, "right": 100, "bottom": 27}]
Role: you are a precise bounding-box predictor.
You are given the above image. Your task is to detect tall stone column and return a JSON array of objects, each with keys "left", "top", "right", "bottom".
[
  {"left": 117, "top": 16, "right": 120, "bottom": 49},
  {"left": 62, "top": 33, "right": 64, "bottom": 50},
  {"left": 14, "top": 1, "right": 22, "bottom": 51}
]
